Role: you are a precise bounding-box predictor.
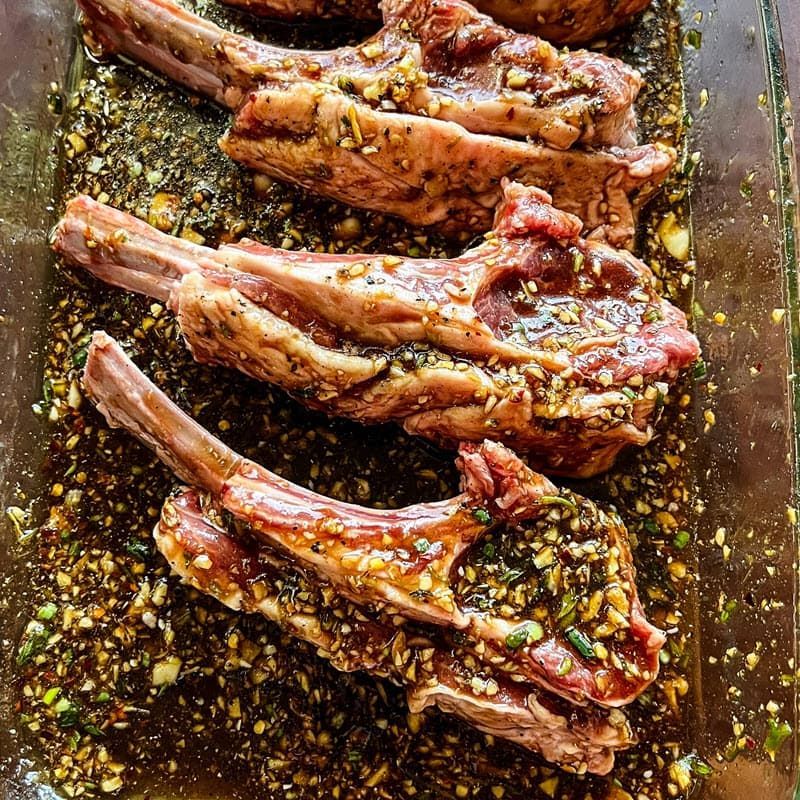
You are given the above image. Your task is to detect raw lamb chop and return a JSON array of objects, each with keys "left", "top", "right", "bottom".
[
  {"left": 223, "top": 0, "right": 652, "bottom": 45},
  {"left": 78, "top": 0, "right": 643, "bottom": 149},
  {"left": 156, "top": 488, "right": 634, "bottom": 773},
  {"left": 55, "top": 184, "right": 700, "bottom": 477},
  {"left": 76, "top": 0, "right": 674, "bottom": 242},
  {"left": 83, "top": 331, "right": 666, "bottom": 708}
]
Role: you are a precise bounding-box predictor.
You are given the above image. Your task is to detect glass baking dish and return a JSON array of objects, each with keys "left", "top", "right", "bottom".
[{"left": 0, "top": 0, "right": 798, "bottom": 797}]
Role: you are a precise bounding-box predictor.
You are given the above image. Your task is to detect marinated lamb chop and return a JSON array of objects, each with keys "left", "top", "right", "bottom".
[
  {"left": 56, "top": 185, "right": 700, "bottom": 477},
  {"left": 76, "top": 0, "right": 674, "bottom": 242},
  {"left": 84, "top": 331, "right": 666, "bottom": 707},
  {"left": 473, "top": 0, "right": 653, "bottom": 43},
  {"left": 77, "top": 0, "right": 643, "bottom": 149},
  {"left": 224, "top": 0, "right": 652, "bottom": 45},
  {"left": 156, "top": 488, "right": 634, "bottom": 773}
]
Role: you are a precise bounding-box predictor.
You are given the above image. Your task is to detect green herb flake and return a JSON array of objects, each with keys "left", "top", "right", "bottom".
[
  {"left": 43, "top": 687, "right": 62, "bottom": 706},
  {"left": 37, "top": 602, "right": 58, "bottom": 621},
  {"left": 677, "top": 753, "right": 713, "bottom": 777},
  {"left": 472, "top": 508, "right": 492, "bottom": 526},
  {"left": 54, "top": 697, "right": 81, "bottom": 729},
  {"left": 719, "top": 598, "right": 738, "bottom": 623},
  {"left": 621, "top": 386, "right": 638, "bottom": 400},
  {"left": 95, "top": 691, "right": 111, "bottom": 704},
  {"left": 642, "top": 518, "right": 660, "bottom": 535},
  {"left": 557, "top": 656, "right": 573, "bottom": 676},
  {"left": 505, "top": 621, "right": 545, "bottom": 650},
  {"left": 125, "top": 538, "right": 151, "bottom": 562},
  {"left": 764, "top": 718, "right": 792, "bottom": 761},
  {"left": 673, "top": 530, "right": 691, "bottom": 549},
  {"left": 413, "top": 537, "right": 431, "bottom": 554},
  {"left": 83, "top": 723, "right": 105, "bottom": 738},
  {"left": 643, "top": 307, "right": 663, "bottom": 323},
  {"left": 684, "top": 29, "right": 702, "bottom": 49},
  {"left": 539, "top": 495, "right": 579, "bottom": 514},
  {"left": 16, "top": 624, "right": 51, "bottom": 666},
  {"left": 500, "top": 567, "right": 526, "bottom": 584},
  {"left": 72, "top": 345, "right": 90, "bottom": 369},
  {"left": 565, "top": 627, "right": 596, "bottom": 660},
  {"left": 693, "top": 358, "right": 708, "bottom": 380}
]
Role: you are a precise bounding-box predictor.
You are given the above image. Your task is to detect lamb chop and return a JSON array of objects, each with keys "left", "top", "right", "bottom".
[
  {"left": 155, "top": 488, "right": 634, "bottom": 773},
  {"left": 76, "top": 0, "right": 674, "bottom": 243},
  {"left": 223, "top": 0, "right": 652, "bottom": 45},
  {"left": 55, "top": 184, "right": 700, "bottom": 477},
  {"left": 83, "top": 331, "right": 666, "bottom": 708},
  {"left": 78, "top": 0, "right": 643, "bottom": 149}
]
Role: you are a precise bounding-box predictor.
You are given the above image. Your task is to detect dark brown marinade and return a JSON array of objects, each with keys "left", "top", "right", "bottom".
[{"left": 8, "top": 1, "right": 723, "bottom": 798}]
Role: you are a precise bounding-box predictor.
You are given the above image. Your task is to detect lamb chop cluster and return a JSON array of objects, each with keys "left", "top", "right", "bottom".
[{"left": 64, "top": 0, "right": 696, "bottom": 777}]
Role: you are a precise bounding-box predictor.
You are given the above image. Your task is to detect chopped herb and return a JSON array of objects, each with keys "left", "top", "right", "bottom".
[
  {"left": 557, "top": 591, "right": 578, "bottom": 626},
  {"left": 642, "top": 518, "right": 660, "bottom": 535},
  {"left": 557, "top": 656, "right": 573, "bottom": 676},
  {"left": 505, "top": 621, "right": 544, "bottom": 650},
  {"left": 16, "top": 624, "right": 51, "bottom": 666},
  {"left": 693, "top": 358, "right": 708, "bottom": 380},
  {"left": 565, "top": 627, "right": 596, "bottom": 659},
  {"left": 95, "top": 691, "right": 111, "bottom": 704},
  {"left": 500, "top": 567, "right": 526, "bottom": 584},
  {"left": 764, "top": 719, "right": 792, "bottom": 760},
  {"left": 54, "top": 697, "right": 81, "bottom": 729},
  {"left": 481, "top": 542, "right": 496, "bottom": 561},
  {"left": 472, "top": 508, "right": 492, "bottom": 525},
  {"left": 572, "top": 250, "right": 585, "bottom": 273},
  {"left": 643, "top": 307, "right": 663, "bottom": 323},
  {"left": 684, "top": 29, "right": 702, "bottom": 49},
  {"left": 72, "top": 345, "right": 90, "bottom": 369},
  {"left": 673, "top": 530, "right": 691, "bottom": 549},
  {"left": 539, "top": 495, "right": 578, "bottom": 514},
  {"left": 621, "top": 386, "right": 638, "bottom": 400},
  {"left": 125, "top": 538, "right": 151, "bottom": 562},
  {"left": 347, "top": 750, "right": 362, "bottom": 763},
  {"left": 36, "top": 602, "right": 58, "bottom": 621},
  {"left": 43, "top": 687, "right": 62, "bottom": 706},
  {"left": 413, "top": 538, "right": 431, "bottom": 554},
  {"left": 83, "top": 723, "right": 105, "bottom": 738},
  {"left": 719, "top": 599, "right": 738, "bottom": 623},
  {"left": 677, "top": 753, "right": 712, "bottom": 777}
]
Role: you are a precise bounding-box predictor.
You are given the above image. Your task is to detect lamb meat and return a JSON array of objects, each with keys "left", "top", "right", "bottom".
[
  {"left": 223, "top": 0, "right": 652, "bottom": 45},
  {"left": 472, "top": 0, "right": 653, "bottom": 43},
  {"left": 76, "top": 0, "right": 674, "bottom": 242},
  {"left": 56, "top": 185, "right": 700, "bottom": 477},
  {"left": 155, "top": 487, "right": 634, "bottom": 773},
  {"left": 77, "top": 0, "right": 643, "bottom": 149},
  {"left": 83, "top": 331, "right": 666, "bottom": 708}
]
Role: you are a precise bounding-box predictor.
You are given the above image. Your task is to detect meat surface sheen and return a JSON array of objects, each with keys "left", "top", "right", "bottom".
[
  {"left": 55, "top": 184, "right": 700, "bottom": 477},
  {"left": 83, "top": 331, "right": 666, "bottom": 709},
  {"left": 155, "top": 489, "right": 634, "bottom": 773},
  {"left": 223, "top": 0, "right": 653, "bottom": 45},
  {"left": 75, "top": 0, "right": 671, "bottom": 241}
]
